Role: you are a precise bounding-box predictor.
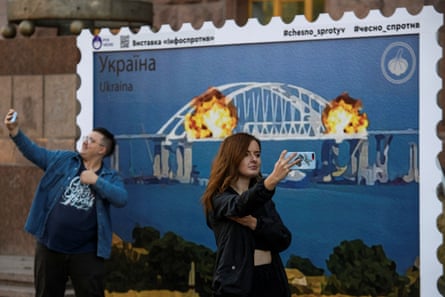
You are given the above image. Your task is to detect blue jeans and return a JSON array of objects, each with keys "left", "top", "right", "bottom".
[{"left": 34, "top": 242, "right": 105, "bottom": 297}]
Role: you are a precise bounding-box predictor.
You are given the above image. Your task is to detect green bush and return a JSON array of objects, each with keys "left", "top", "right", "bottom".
[
  {"left": 105, "top": 228, "right": 215, "bottom": 297},
  {"left": 323, "top": 239, "right": 409, "bottom": 297},
  {"left": 132, "top": 225, "right": 161, "bottom": 248},
  {"left": 286, "top": 254, "right": 324, "bottom": 276}
]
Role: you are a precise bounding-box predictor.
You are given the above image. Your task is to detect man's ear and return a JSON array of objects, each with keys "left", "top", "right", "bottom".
[{"left": 98, "top": 145, "right": 107, "bottom": 156}]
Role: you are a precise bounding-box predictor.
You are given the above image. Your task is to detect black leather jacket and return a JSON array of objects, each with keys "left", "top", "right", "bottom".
[{"left": 207, "top": 179, "right": 292, "bottom": 297}]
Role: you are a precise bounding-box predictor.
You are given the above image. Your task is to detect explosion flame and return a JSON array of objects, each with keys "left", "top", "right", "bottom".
[
  {"left": 322, "top": 92, "right": 368, "bottom": 135},
  {"left": 184, "top": 87, "right": 238, "bottom": 139}
]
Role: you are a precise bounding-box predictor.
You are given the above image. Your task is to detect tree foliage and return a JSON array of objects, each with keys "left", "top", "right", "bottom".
[
  {"left": 323, "top": 239, "right": 409, "bottom": 297},
  {"left": 105, "top": 227, "right": 215, "bottom": 297},
  {"left": 286, "top": 254, "right": 324, "bottom": 276}
]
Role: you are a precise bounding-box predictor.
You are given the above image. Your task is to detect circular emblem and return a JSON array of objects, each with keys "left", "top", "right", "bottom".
[
  {"left": 381, "top": 42, "right": 416, "bottom": 84},
  {"left": 92, "top": 35, "right": 103, "bottom": 50}
]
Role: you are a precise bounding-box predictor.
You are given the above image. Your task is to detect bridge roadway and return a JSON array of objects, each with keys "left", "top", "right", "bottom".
[{"left": 113, "top": 129, "right": 417, "bottom": 143}]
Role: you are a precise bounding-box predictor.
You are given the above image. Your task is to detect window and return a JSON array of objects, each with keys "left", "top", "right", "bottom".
[{"left": 248, "top": 0, "right": 324, "bottom": 23}]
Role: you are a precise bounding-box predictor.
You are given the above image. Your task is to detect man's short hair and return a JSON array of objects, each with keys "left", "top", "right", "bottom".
[{"left": 93, "top": 127, "right": 116, "bottom": 157}]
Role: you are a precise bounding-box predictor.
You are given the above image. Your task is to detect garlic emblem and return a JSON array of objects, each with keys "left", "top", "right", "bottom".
[{"left": 387, "top": 48, "right": 408, "bottom": 76}]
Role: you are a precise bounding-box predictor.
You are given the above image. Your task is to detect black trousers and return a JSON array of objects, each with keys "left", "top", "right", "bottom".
[
  {"left": 34, "top": 242, "right": 105, "bottom": 297},
  {"left": 214, "top": 264, "right": 288, "bottom": 297},
  {"left": 249, "top": 263, "right": 287, "bottom": 297}
]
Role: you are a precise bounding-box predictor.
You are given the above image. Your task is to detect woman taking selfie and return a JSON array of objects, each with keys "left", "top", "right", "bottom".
[{"left": 201, "top": 132, "right": 300, "bottom": 297}]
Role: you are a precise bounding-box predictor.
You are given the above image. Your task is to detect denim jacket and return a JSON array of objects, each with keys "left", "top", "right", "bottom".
[{"left": 11, "top": 130, "right": 128, "bottom": 259}]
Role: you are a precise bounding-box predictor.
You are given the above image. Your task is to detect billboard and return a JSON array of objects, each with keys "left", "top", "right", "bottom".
[{"left": 77, "top": 6, "right": 442, "bottom": 297}]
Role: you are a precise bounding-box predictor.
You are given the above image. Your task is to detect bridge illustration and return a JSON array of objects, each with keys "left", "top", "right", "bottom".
[
  {"left": 157, "top": 82, "right": 329, "bottom": 141},
  {"left": 111, "top": 82, "right": 419, "bottom": 186}
]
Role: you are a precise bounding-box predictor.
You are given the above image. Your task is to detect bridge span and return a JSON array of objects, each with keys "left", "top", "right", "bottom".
[{"left": 111, "top": 82, "right": 418, "bottom": 186}]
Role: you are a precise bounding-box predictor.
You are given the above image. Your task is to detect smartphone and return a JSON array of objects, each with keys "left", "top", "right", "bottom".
[
  {"left": 10, "top": 112, "right": 18, "bottom": 123},
  {"left": 286, "top": 151, "right": 316, "bottom": 170}
]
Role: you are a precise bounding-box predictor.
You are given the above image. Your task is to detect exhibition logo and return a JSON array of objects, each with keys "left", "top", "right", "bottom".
[{"left": 381, "top": 42, "right": 416, "bottom": 84}]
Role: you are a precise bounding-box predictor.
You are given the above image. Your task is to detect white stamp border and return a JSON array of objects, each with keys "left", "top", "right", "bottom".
[{"left": 77, "top": 6, "right": 442, "bottom": 296}]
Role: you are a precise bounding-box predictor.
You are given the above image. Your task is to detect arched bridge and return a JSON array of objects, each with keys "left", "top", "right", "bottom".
[
  {"left": 114, "top": 82, "right": 418, "bottom": 185},
  {"left": 157, "top": 82, "right": 330, "bottom": 142}
]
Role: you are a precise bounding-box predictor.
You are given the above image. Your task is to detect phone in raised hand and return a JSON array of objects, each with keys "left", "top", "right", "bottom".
[
  {"left": 10, "top": 111, "right": 18, "bottom": 123},
  {"left": 286, "top": 151, "right": 316, "bottom": 170}
]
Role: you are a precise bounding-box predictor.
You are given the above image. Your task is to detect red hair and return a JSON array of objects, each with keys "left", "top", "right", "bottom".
[{"left": 201, "top": 133, "right": 261, "bottom": 214}]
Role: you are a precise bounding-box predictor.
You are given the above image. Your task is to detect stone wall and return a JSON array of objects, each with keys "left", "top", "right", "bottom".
[
  {"left": 0, "top": 36, "right": 78, "bottom": 255},
  {"left": 151, "top": 0, "right": 229, "bottom": 29},
  {"left": 326, "top": 0, "right": 433, "bottom": 18},
  {"left": 0, "top": 166, "right": 41, "bottom": 255}
]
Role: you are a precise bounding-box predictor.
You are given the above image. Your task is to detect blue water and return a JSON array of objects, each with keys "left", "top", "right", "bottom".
[{"left": 111, "top": 182, "right": 419, "bottom": 275}]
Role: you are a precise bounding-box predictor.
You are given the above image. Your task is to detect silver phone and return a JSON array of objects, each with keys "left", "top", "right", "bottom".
[{"left": 286, "top": 152, "right": 316, "bottom": 170}]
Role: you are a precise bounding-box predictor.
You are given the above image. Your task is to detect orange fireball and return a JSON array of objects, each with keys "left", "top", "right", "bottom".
[
  {"left": 184, "top": 87, "right": 238, "bottom": 139},
  {"left": 322, "top": 92, "right": 368, "bottom": 134}
]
